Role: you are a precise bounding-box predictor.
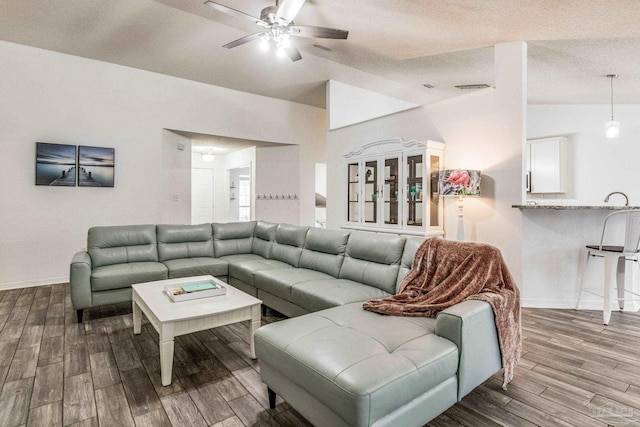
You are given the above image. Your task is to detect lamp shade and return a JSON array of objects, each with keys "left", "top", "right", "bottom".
[{"left": 439, "top": 169, "right": 481, "bottom": 197}]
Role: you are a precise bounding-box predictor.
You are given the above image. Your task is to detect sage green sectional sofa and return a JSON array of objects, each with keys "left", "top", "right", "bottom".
[{"left": 69, "top": 220, "right": 503, "bottom": 426}]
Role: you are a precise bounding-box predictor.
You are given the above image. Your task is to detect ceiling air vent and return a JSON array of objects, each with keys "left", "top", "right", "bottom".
[
  {"left": 454, "top": 84, "right": 491, "bottom": 91},
  {"left": 314, "top": 44, "right": 333, "bottom": 52}
]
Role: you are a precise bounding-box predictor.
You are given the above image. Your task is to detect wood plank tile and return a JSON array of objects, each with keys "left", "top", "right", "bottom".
[
  {"left": 63, "top": 324, "right": 86, "bottom": 353},
  {"left": 42, "top": 318, "right": 64, "bottom": 339},
  {"left": 172, "top": 342, "right": 201, "bottom": 378},
  {"left": 160, "top": 391, "right": 208, "bottom": 427},
  {"left": 27, "top": 401, "right": 62, "bottom": 427},
  {"left": 63, "top": 345, "right": 90, "bottom": 378},
  {"left": 30, "top": 297, "right": 50, "bottom": 311},
  {"left": 38, "top": 336, "right": 64, "bottom": 367},
  {"left": 484, "top": 378, "right": 606, "bottom": 427},
  {"left": 133, "top": 407, "right": 172, "bottom": 427},
  {"left": 273, "top": 409, "right": 314, "bottom": 427},
  {"left": 214, "top": 376, "right": 249, "bottom": 402},
  {"left": 232, "top": 367, "right": 273, "bottom": 409},
  {"left": 0, "top": 321, "right": 26, "bottom": 341},
  {"left": 17, "top": 325, "right": 44, "bottom": 350},
  {"left": 131, "top": 328, "right": 159, "bottom": 359},
  {"left": 110, "top": 338, "right": 142, "bottom": 372},
  {"left": 30, "top": 362, "right": 63, "bottom": 408},
  {"left": 211, "top": 416, "right": 245, "bottom": 427},
  {"left": 88, "top": 351, "right": 120, "bottom": 390},
  {"left": 227, "top": 394, "right": 278, "bottom": 426},
  {"left": 8, "top": 305, "right": 30, "bottom": 322},
  {"left": 6, "top": 345, "right": 40, "bottom": 382},
  {"left": 202, "top": 340, "right": 248, "bottom": 372},
  {"left": 63, "top": 373, "right": 96, "bottom": 425},
  {"left": 588, "top": 394, "right": 640, "bottom": 425},
  {"left": 141, "top": 356, "right": 184, "bottom": 398},
  {"left": 175, "top": 334, "right": 213, "bottom": 363},
  {"left": 120, "top": 367, "right": 162, "bottom": 417},
  {"left": 25, "top": 309, "right": 47, "bottom": 327},
  {"left": 85, "top": 332, "right": 111, "bottom": 355},
  {"left": 94, "top": 383, "right": 135, "bottom": 427},
  {"left": 458, "top": 392, "right": 537, "bottom": 427},
  {"left": 0, "top": 378, "right": 34, "bottom": 427},
  {"left": 181, "top": 374, "right": 235, "bottom": 424}
]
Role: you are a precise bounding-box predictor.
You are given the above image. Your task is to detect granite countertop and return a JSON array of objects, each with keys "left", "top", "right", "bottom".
[{"left": 512, "top": 204, "right": 640, "bottom": 210}]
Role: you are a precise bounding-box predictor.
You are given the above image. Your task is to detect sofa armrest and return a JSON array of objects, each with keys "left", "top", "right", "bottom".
[
  {"left": 70, "top": 251, "right": 92, "bottom": 310},
  {"left": 435, "top": 300, "right": 502, "bottom": 400}
]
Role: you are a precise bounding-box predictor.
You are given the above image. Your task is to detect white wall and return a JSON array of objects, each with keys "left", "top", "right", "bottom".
[
  {"left": 255, "top": 145, "right": 301, "bottom": 225},
  {"left": 161, "top": 130, "right": 192, "bottom": 224},
  {"left": 327, "top": 42, "right": 526, "bottom": 285},
  {"left": 0, "top": 41, "right": 325, "bottom": 289}
]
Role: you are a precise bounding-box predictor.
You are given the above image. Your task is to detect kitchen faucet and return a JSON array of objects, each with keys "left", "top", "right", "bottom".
[{"left": 604, "top": 191, "right": 629, "bottom": 206}]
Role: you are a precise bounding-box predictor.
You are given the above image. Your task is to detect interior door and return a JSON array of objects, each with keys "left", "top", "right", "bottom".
[{"left": 191, "top": 168, "right": 214, "bottom": 224}]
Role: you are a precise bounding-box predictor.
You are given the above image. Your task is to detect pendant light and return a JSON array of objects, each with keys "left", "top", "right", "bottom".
[{"left": 605, "top": 74, "right": 621, "bottom": 139}]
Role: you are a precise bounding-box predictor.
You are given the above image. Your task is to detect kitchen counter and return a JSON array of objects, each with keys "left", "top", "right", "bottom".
[{"left": 512, "top": 205, "right": 640, "bottom": 210}]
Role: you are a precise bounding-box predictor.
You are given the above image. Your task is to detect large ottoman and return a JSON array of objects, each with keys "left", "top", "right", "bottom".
[{"left": 254, "top": 303, "right": 460, "bottom": 427}]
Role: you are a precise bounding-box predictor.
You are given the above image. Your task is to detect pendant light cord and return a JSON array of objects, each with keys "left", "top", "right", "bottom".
[{"left": 610, "top": 75, "right": 615, "bottom": 121}]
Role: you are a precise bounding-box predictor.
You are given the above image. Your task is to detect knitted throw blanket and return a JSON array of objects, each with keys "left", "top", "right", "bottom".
[{"left": 363, "top": 238, "right": 522, "bottom": 389}]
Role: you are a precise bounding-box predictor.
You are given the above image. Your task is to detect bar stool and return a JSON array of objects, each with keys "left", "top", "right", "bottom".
[{"left": 576, "top": 210, "right": 640, "bottom": 325}]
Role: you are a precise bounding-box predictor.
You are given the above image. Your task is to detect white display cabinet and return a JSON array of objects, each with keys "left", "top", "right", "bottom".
[{"left": 344, "top": 138, "right": 445, "bottom": 237}]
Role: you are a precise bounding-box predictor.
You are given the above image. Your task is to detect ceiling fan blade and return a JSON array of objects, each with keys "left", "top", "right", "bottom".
[
  {"left": 204, "top": 1, "right": 267, "bottom": 27},
  {"left": 223, "top": 32, "right": 263, "bottom": 49},
  {"left": 290, "top": 25, "right": 348, "bottom": 39},
  {"left": 284, "top": 45, "right": 303, "bottom": 62},
  {"left": 276, "top": 0, "right": 305, "bottom": 24}
]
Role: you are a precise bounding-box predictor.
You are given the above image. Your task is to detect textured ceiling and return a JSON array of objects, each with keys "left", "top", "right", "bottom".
[{"left": 1, "top": 0, "right": 639, "bottom": 108}]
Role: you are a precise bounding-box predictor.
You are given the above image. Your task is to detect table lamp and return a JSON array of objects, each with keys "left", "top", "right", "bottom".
[{"left": 439, "top": 169, "right": 481, "bottom": 241}]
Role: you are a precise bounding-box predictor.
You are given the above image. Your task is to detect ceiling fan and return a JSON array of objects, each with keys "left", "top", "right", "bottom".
[{"left": 204, "top": 0, "right": 348, "bottom": 61}]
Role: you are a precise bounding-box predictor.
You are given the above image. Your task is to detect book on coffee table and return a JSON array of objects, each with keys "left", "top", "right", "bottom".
[{"left": 164, "top": 279, "right": 227, "bottom": 302}]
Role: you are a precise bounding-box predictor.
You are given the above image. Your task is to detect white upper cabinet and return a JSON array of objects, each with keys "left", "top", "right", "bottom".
[{"left": 527, "top": 137, "right": 568, "bottom": 194}]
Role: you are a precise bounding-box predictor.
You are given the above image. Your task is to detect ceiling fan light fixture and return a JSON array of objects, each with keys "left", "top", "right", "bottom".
[
  {"left": 276, "top": 46, "right": 286, "bottom": 58},
  {"left": 259, "top": 38, "right": 270, "bottom": 51}
]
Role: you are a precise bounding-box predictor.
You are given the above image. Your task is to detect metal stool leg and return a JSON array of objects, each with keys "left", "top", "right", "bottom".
[
  {"left": 616, "top": 256, "right": 625, "bottom": 310},
  {"left": 576, "top": 251, "right": 592, "bottom": 309},
  {"left": 603, "top": 255, "right": 616, "bottom": 325}
]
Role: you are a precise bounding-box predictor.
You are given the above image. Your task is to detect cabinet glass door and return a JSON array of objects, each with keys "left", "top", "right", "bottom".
[
  {"left": 364, "top": 160, "right": 377, "bottom": 223},
  {"left": 383, "top": 157, "right": 399, "bottom": 225},
  {"left": 406, "top": 155, "right": 423, "bottom": 227},
  {"left": 429, "top": 155, "right": 440, "bottom": 227},
  {"left": 347, "top": 163, "right": 360, "bottom": 222}
]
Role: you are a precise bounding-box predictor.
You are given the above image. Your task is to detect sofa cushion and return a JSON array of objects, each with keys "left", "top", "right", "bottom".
[
  {"left": 88, "top": 225, "right": 159, "bottom": 269},
  {"left": 252, "top": 221, "right": 277, "bottom": 258},
  {"left": 91, "top": 262, "right": 168, "bottom": 291},
  {"left": 254, "top": 268, "right": 335, "bottom": 301},
  {"left": 217, "top": 254, "right": 266, "bottom": 263},
  {"left": 299, "top": 228, "right": 349, "bottom": 277},
  {"left": 255, "top": 303, "right": 458, "bottom": 427},
  {"left": 157, "top": 224, "right": 214, "bottom": 262},
  {"left": 228, "top": 259, "right": 292, "bottom": 286},
  {"left": 290, "top": 279, "right": 391, "bottom": 312},
  {"left": 163, "top": 258, "right": 228, "bottom": 279},
  {"left": 339, "top": 232, "right": 406, "bottom": 294},
  {"left": 270, "top": 224, "right": 309, "bottom": 267},
  {"left": 396, "top": 237, "right": 424, "bottom": 289},
  {"left": 213, "top": 221, "right": 256, "bottom": 257}
]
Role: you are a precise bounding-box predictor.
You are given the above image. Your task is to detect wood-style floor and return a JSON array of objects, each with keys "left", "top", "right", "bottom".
[{"left": 0, "top": 283, "right": 639, "bottom": 426}]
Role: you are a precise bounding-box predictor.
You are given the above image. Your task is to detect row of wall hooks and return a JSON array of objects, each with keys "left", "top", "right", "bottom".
[{"left": 256, "top": 193, "right": 298, "bottom": 200}]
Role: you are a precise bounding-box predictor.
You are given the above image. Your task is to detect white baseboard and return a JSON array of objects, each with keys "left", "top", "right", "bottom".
[
  {"left": 0, "top": 277, "right": 68, "bottom": 291},
  {"left": 523, "top": 298, "right": 640, "bottom": 312}
]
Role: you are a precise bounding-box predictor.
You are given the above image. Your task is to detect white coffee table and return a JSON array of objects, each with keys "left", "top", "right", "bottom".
[{"left": 132, "top": 275, "right": 262, "bottom": 386}]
